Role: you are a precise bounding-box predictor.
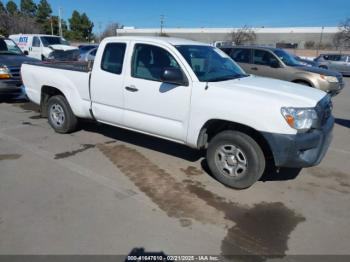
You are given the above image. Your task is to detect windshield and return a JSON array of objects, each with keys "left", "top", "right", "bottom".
[
  {"left": 40, "top": 36, "right": 67, "bottom": 47},
  {"left": 175, "top": 45, "right": 248, "bottom": 82},
  {"left": 273, "top": 49, "right": 301, "bottom": 67},
  {"left": 0, "top": 38, "right": 23, "bottom": 55}
]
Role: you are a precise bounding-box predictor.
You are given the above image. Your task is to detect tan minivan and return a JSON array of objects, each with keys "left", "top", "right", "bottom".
[{"left": 224, "top": 46, "right": 344, "bottom": 96}]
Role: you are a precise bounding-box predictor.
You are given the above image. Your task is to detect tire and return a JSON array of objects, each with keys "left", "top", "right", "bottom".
[
  {"left": 206, "top": 130, "right": 265, "bottom": 189},
  {"left": 294, "top": 81, "right": 312, "bottom": 87},
  {"left": 47, "top": 95, "right": 78, "bottom": 134}
]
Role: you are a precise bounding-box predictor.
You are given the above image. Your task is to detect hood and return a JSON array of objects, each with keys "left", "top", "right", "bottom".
[
  {"left": 212, "top": 75, "right": 326, "bottom": 107},
  {"left": 295, "top": 65, "right": 341, "bottom": 77},
  {"left": 48, "top": 45, "right": 78, "bottom": 51},
  {"left": 0, "top": 54, "right": 38, "bottom": 67}
]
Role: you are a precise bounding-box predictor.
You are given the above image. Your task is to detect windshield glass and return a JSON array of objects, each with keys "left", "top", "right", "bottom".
[
  {"left": 0, "top": 38, "right": 23, "bottom": 55},
  {"left": 175, "top": 45, "right": 248, "bottom": 82},
  {"left": 40, "top": 36, "right": 67, "bottom": 47},
  {"left": 273, "top": 49, "right": 301, "bottom": 67}
]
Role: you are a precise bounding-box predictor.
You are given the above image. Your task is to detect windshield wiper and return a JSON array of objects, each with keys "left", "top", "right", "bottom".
[{"left": 208, "top": 74, "right": 249, "bottom": 82}]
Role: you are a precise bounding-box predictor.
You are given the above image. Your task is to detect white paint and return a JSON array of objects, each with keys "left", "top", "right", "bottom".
[{"left": 22, "top": 36, "right": 326, "bottom": 149}]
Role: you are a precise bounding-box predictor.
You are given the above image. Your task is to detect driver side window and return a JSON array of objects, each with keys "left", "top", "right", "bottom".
[
  {"left": 131, "top": 44, "right": 180, "bottom": 82},
  {"left": 253, "top": 50, "right": 278, "bottom": 66},
  {"left": 32, "top": 37, "right": 41, "bottom": 47}
]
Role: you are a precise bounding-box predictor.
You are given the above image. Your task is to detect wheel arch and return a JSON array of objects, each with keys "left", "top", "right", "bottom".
[
  {"left": 40, "top": 85, "right": 66, "bottom": 117},
  {"left": 197, "top": 119, "right": 274, "bottom": 164}
]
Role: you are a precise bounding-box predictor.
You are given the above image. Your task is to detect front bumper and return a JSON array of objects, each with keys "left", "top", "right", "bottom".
[
  {"left": 0, "top": 79, "right": 23, "bottom": 95},
  {"left": 262, "top": 116, "right": 334, "bottom": 168},
  {"left": 317, "top": 78, "right": 345, "bottom": 97}
]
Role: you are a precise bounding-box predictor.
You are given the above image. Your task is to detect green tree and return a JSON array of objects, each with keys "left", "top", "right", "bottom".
[
  {"left": 68, "top": 10, "right": 82, "bottom": 39},
  {"left": 36, "top": 0, "right": 51, "bottom": 22},
  {"left": 0, "top": 1, "right": 6, "bottom": 13},
  {"left": 68, "top": 10, "right": 94, "bottom": 40},
  {"left": 36, "top": 0, "right": 52, "bottom": 34},
  {"left": 20, "top": 0, "right": 37, "bottom": 16},
  {"left": 6, "top": 0, "right": 18, "bottom": 15},
  {"left": 80, "top": 13, "right": 94, "bottom": 41}
]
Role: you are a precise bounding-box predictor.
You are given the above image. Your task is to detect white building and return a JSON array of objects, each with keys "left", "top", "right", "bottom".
[{"left": 117, "top": 27, "right": 340, "bottom": 49}]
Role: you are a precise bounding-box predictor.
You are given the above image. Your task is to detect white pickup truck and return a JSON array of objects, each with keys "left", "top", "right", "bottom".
[{"left": 21, "top": 36, "right": 334, "bottom": 189}]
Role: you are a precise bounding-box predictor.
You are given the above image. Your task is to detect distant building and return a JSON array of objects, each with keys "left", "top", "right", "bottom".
[{"left": 117, "top": 27, "right": 339, "bottom": 49}]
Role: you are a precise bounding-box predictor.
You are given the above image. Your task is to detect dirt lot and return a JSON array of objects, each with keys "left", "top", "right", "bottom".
[{"left": 0, "top": 79, "right": 350, "bottom": 260}]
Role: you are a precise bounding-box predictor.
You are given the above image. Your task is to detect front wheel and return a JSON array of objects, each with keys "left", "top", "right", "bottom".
[
  {"left": 206, "top": 130, "right": 266, "bottom": 189},
  {"left": 47, "top": 95, "right": 78, "bottom": 134}
]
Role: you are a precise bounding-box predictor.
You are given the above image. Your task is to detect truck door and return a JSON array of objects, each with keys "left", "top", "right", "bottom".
[
  {"left": 122, "top": 43, "right": 191, "bottom": 142},
  {"left": 30, "top": 36, "right": 43, "bottom": 60},
  {"left": 90, "top": 42, "right": 128, "bottom": 125}
]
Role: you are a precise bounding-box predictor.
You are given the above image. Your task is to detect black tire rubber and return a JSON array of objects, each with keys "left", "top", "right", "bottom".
[
  {"left": 294, "top": 80, "right": 312, "bottom": 87},
  {"left": 47, "top": 95, "right": 78, "bottom": 134},
  {"left": 206, "top": 130, "right": 266, "bottom": 189}
]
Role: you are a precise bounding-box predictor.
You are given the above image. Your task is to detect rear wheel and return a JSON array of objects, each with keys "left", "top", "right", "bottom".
[
  {"left": 47, "top": 95, "right": 78, "bottom": 134},
  {"left": 207, "top": 130, "right": 266, "bottom": 189}
]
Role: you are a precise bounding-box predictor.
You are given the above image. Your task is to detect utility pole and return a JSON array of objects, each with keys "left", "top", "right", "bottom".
[
  {"left": 50, "top": 16, "right": 53, "bottom": 35},
  {"left": 98, "top": 21, "right": 102, "bottom": 43},
  {"left": 58, "top": 7, "right": 63, "bottom": 37},
  {"left": 316, "top": 26, "right": 324, "bottom": 56},
  {"left": 160, "top": 15, "right": 165, "bottom": 35}
]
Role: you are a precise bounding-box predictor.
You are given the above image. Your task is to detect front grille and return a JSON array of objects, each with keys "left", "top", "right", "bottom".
[
  {"left": 315, "top": 95, "right": 332, "bottom": 126},
  {"left": 8, "top": 66, "right": 21, "bottom": 80}
]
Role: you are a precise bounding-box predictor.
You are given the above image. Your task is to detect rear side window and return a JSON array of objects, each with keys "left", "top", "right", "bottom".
[
  {"left": 231, "top": 48, "right": 251, "bottom": 63},
  {"left": 32, "top": 37, "right": 41, "bottom": 47},
  {"left": 253, "top": 49, "right": 279, "bottom": 66},
  {"left": 101, "top": 43, "right": 126, "bottom": 75},
  {"left": 131, "top": 44, "right": 180, "bottom": 82},
  {"left": 327, "top": 55, "right": 341, "bottom": 61}
]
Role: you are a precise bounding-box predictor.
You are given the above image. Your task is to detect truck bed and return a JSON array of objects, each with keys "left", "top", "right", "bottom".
[{"left": 23, "top": 61, "right": 91, "bottom": 72}]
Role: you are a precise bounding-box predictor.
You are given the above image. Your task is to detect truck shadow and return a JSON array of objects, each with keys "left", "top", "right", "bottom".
[
  {"left": 80, "top": 121, "right": 204, "bottom": 162},
  {"left": 335, "top": 118, "right": 350, "bottom": 128},
  {"left": 81, "top": 121, "right": 302, "bottom": 183},
  {"left": 201, "top": 159, "right": 302, "bottom": 183}
]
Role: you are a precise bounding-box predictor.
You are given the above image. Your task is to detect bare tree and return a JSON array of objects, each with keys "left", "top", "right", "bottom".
[
  {"left": 0, "top": 13, "right": 40, "bottom": 36},
  {"left": 100, "top": 22, "right": 122, "bottom": 40},
  {"left": 333, "top": 18, "right": 350, "bottom": 50},
  {"left": 230, "top": 25, "right": 256, "bottom": 45}
]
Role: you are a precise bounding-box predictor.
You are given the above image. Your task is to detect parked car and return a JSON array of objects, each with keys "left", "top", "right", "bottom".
[
  {"left": 78, "top": 44, "right": 98, "bottom": 55},
  {"left": 79, "top": 47, "right": 97, "bottom": 62},
  {"left": 22, "top": 36, "right": 334, "bottom": 189},
  {"left": 224, "top": 46, "right": 344, "bottom": 96},
  {"left": 315, "top": 54, "right": 350, "bottom": 76},
  {"left": 294, "top": 55, "right": 319, "bottom": 67},
  {"left": 47, "top": 49, "right": 81, "bottom": 62},
  {"left": 0, "top": 37, "right": 37, "bottom": 97},
  {"left": 9, "top": 34, "right": 78, "bottom": 61}
]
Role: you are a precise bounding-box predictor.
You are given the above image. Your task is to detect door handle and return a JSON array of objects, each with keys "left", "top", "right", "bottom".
[
  {"left": 251, "top": 67, "right": 258, "bottom": 71},
  {"left": 125, "top": 86, "right": 139, "bottom": 92}
]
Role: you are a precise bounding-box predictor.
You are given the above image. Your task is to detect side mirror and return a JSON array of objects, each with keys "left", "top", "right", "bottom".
[
  {"left": 270, "top": 60, "right": 280, "bottom": 68},
  {"left": 23, "top": 51, "right": 29, "bottom": 56},
  {"left": 161, "top": 68, "right": 188, "bottom": 86}
]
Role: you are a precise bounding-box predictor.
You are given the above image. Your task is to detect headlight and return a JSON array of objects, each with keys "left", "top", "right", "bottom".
[
  {"left": 321, "top": 75, "right": 338, "bottom": 83},
  {"left": 281, "top": 107, "right": 318, "bottom": 132},
  {"left": 0, "top": 65, "right": 11, "bottom": 79}
]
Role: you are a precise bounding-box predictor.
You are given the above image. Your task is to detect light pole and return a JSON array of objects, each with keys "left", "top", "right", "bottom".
[
  {"left": 316, "top": 26, "right": 324, "bottom": 56},
  {"left": 160, "top": 15, "right": 165, "bottom": 35}
]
